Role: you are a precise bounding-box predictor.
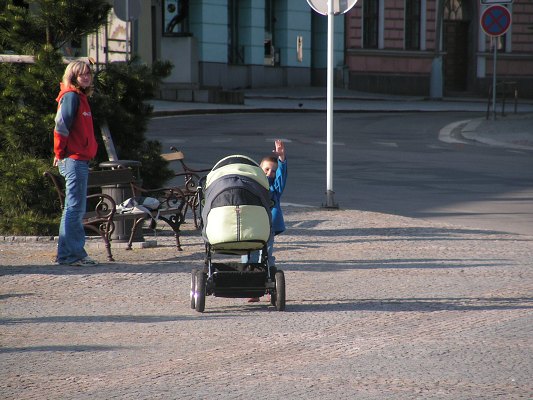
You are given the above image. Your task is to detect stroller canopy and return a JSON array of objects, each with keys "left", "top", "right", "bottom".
[{"left": 206, "top": 155, "right": 270, "bottom": 190}]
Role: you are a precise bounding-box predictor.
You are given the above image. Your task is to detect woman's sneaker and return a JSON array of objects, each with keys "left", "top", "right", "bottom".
[{"left": 70, "top": 257, "right": 98, "bottom": 266}]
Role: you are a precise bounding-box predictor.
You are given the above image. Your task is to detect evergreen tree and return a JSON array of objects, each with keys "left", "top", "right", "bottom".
[{"left": 0, "top": 0, "right": 173, "bottom": 235}]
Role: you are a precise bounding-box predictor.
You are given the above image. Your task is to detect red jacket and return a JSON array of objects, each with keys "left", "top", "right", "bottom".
[{"left": 53, "top": 85, "right": 98, "bottom": 161}]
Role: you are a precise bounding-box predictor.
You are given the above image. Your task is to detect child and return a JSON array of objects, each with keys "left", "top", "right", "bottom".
[{"left": 245, "top": 140, "right": 288, "bottom": 302}]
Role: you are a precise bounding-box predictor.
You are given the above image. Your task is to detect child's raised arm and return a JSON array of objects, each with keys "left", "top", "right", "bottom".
[{"left": 273, "top": 140, "right": 285, "bottom": 162}]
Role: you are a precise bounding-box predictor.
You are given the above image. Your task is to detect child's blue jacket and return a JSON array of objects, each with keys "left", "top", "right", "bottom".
[{"left": 270, "top": 159, "right": 287, "bottom": 235}]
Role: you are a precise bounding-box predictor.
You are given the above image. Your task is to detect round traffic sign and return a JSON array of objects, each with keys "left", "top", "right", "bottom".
[
  {"left": 481, "top": 5, "right": 511, "bottom": 37},
  {"left": 114, "top": 0, "right": 141, "bottom": 21},
  {"left": 307, "top": 0, "right": 358, "bottom": 15}
]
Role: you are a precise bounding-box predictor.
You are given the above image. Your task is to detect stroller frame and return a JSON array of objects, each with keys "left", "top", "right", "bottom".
[{"left": 190, "top": 237, "right": 286, "bottom": 313}]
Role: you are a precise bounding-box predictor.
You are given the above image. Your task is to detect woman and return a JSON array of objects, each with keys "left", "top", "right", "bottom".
[{"left": 53, "top": 60, "right": 98, "bottom": 266}]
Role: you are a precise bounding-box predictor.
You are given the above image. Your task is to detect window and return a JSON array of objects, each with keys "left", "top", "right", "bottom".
[
  {"left": 405, "top": 0, "right": 421, "bottom": 50},
  {"left": 228, "top": 0, "right": 244, "bottom": 64},
  {"left": 363, "top": 0, "right": 379, "bottom": 48},
  {"left": 264, "top": 0, "right": 276, "bottom": 65}
]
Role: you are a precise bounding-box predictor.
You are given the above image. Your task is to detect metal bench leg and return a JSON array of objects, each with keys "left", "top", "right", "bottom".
[
  {"left": 158, "top": 214, "right": 184, "bottom": 251},
  {"left": 99, "top": 222, "right": 115, "bottom": 262},
  {"left": 83, "top": 223, "right": 115, "bottom": 262},
  {"left": 103, "top": 235, "right": 115, "bottom": 262},
  {"left": 190, "top": 199, "right": 201, "bottom": 230},
  {"left": 127, "top": 216, "right": 148, "bottom": 250}
]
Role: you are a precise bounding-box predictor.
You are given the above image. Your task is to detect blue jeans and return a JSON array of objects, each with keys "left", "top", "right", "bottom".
[
  {"left": 241, "top": 232, "right": 275, "bottom": 266},
  {"left": 56, "top": 158, "right": 89, "bottom": 264}
]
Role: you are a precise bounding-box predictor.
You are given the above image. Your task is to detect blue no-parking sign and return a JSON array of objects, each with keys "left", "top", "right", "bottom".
[{"left": 481, "top": 5, "right": 511, "bottom": 37}]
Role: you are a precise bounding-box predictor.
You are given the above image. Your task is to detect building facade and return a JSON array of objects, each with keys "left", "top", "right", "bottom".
[
  {"left": 86, "top": 0, "right": 532, "bottom": 99},
  {"left": 88, "top": 0, "right": 345, "bottom": 96},
  {"left": 345, "top": 0, "right": 533, "bottom": 98}
]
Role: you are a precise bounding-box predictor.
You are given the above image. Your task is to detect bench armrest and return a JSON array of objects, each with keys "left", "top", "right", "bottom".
[{"left": 172, "top": 172, "right": 203, "bottom": 193}]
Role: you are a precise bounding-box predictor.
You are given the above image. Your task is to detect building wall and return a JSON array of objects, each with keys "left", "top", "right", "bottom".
[
  {"left": 345, "top": 0, "right": 533, "bottom": 97},
  {"left": 511, "top": 1, "right": 533, "bottom": 53},
  {"left": 188, "top": 0, "right": 342, "bottom": 89},
  {"left": 383, "top": 0, "right": 404, "bottom": 49},
  {"left": 90, "top": 0, "right": 346, "bottom": 91},
  {"left": 190, "top": 1, "right": 228, "bottom": 63},
  {"left": 346, "top": 0, "right": 437, "bottom": 95},
  {"left": 136, "top": 2, "right": 153, "bottom": 63},
  {"left": 88, "top": 0, "right": 531, "bottom": 96},
  {"left": 239, "top": 1, "right": 264, "bottom": 65}
]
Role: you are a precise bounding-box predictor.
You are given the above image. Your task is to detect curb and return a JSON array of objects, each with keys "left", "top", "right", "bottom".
[
  {"left": 0, "top": 235, "right": 158, "bottom": 249},
  {"left": 151, "top": 107, "right": 484, "bottom": 118},
  {"left": 438, "top": 118, "right": 533, "bottom": 151},
  {"left": 460, "top": 117, "right": 533, "bottom": 151},
  {"left": 1, "top": 236, "right": 56, "bottom": 242}
]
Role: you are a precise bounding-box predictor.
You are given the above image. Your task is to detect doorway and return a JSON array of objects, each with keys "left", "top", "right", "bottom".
[
  {"left": 443, "top": 0, "right": 471, "bottom": 93},
  {"left": 444, "top": 21, "right": 469, "bottom": 91}
]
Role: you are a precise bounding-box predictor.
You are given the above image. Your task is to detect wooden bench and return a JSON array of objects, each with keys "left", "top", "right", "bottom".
[
  {"left": 44, "top": 168, "right": 189, "bottom": 262},
  {"left": 161, "top": 147, "right": 211, "bottom": 228}
]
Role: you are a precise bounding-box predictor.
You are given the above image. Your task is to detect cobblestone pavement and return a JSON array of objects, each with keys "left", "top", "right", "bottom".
[{"left": 1, "top": 207, "right": 532, "bottom": 399}]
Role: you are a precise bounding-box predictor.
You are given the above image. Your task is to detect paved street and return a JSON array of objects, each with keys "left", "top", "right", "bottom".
[
  {"left": 1, "top": 207, "right": 532, "bottom": 399},
  {"left": 149, "top": 111, "right": 533, "bottom": 236}
]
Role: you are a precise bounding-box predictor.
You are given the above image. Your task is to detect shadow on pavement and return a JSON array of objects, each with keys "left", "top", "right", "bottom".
[
  {"left": 0, "top": 345, "right": 128, "bottom": 354},
  {"left": 287, "top": 296, "right": 533, "bottom": 313},
  {"left": 282, "top": 258, "right": 512, "bottom": 271},
  {"left": 0, "top": 313, "right": 226, "bottom": 325},
  {"left": 284, "top": 225, "right": 510, "bottom": 238},
  {"left": 0, "top": 258, "right": 201, "bottom": 276}
]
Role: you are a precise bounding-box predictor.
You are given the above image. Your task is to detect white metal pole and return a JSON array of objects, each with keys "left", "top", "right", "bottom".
[
  {"left": 492, "top": 37, "right": 497, "bottom": 120},
  {"left": 325, "top": 0, "right": 338, "bottom": 208}
]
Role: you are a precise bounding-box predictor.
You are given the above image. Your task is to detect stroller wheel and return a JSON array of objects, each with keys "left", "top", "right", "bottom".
[
  {"left": 273, "top": 270, "right": 286, "bottom": 311},
  {"left": 195, "top": 270, "right": 206, "bottom": 313},
  {"left": 190, "top": 268, "right": 197, "bottom": 309}
]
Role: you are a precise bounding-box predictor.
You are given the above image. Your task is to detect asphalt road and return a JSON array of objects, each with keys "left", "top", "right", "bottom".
[{"left": 148, "top": 111, "right": 533, "bottom": 236}]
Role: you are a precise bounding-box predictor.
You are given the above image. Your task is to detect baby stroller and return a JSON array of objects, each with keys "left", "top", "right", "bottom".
[{"left": 190, "top": 155, "right": 286, "bottom": 312}]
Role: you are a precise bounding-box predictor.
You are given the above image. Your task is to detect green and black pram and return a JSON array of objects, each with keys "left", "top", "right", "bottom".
[{"left": 190, "top": 155, "right": 286, "bottom": 312}]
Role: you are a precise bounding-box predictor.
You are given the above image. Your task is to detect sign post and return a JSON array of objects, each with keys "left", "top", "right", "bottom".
[
  {"left": 480, "top": 4, "right": 511, "bottom": 120},
  {"left": 307, "top": 0, "right": 358, "bottom": 208}
]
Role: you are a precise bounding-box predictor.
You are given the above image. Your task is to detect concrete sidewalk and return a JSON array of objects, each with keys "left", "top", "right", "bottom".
[{"left": 149, "top": 87, "right": 533, "bottom": 151}]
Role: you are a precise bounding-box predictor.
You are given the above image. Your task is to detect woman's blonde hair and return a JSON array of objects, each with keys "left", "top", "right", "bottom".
[{"left": 61, "top": 60, "right": 93, "bottom": 96}]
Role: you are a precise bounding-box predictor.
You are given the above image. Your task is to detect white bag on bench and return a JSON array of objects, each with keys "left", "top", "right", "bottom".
[{"left": 117, "top": 196, "right": 160, "bottom": 214}]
